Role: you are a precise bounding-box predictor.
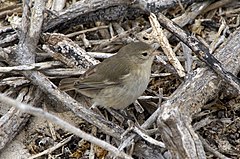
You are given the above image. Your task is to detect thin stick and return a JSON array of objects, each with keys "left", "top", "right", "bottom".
[
  {"left": 133, "top": 126, "right": 165, "bottom": 148},
  {"left": 0, "top": 61, "right": 62, "bottom": 73},
  {"left": 149, "top": 13, "right": 186, "bottom": 77},
  {"left": 66, "top": 25, "right": 109, "bottom": 38},
  {"left": 28, "top": 135, "right": 73, "bottom": 159}
]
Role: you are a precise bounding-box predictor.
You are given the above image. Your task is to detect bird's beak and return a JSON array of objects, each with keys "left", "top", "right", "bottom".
[
  {"left": 149, "top": 42, "right": 160, "bottom": 56},
  {"left": 151, "top": 50, "right": 160, "bottom": 56}
]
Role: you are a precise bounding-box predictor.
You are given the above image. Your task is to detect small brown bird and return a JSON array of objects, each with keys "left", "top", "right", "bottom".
[{"left": 59, "top": 42, "right": 156, "bottom": 110}]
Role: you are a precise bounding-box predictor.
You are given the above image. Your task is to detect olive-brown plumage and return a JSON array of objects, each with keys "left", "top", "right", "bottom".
[{"left": 59, "top": 42, "right": 155, "bottom": 109}]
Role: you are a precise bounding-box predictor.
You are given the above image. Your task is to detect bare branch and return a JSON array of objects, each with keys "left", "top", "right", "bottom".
[{"left": 0, "top": 94, "right": 133, "bottom": 159}]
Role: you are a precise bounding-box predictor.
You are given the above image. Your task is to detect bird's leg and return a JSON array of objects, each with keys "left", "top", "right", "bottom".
[
  {"left": 105, "top": 108, "right": 125, "bottom": 124},
  {"left": 120, "top": 120, "right": 135, "bottom": 140}
]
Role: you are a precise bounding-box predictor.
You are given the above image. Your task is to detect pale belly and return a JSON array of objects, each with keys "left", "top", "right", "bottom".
[{"left": 94, "top": 70, "right": 151, "bottom": 109}]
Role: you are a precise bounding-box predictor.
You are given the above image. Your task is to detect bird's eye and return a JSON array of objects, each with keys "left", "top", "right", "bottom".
[{"left": 142, "top": 52, "right": 148, "bottom": 56}]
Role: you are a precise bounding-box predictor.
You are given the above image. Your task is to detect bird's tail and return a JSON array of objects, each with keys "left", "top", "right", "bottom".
[{"left": 59, "top": 78, "right": 78, "bottom": 91}]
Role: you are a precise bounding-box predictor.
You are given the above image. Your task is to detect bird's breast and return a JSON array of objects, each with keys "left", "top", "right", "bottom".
[{"left": 93, "top": 65, "right": 151, "bottom": 109}]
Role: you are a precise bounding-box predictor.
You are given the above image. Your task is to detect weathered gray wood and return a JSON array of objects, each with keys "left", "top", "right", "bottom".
[
  {"left": 157, "top": 27, "right": 240, "bottom": 159},
  {"left": 0, "top": 86, "right": 43, "bottom": 151},
  {"left": 43, "top": 0, "right": 205, "bottom": 31}
]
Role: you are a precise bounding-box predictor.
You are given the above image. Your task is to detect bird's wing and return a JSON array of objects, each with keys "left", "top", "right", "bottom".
[
  {"left": 59, "top": 77, "right": 79, "bottom": 91},
  {"left": 76, "top": 56, "right": 131, "bottom": 90}
]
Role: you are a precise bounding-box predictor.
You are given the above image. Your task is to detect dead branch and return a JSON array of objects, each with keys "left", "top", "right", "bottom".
[
  {"left": 0, "top": 86, "right": 43, "bottom": 151},
  {"left": 0, "top": 0, "right": 45, "bottom": 151},
  {"left": 156, "top": 12, "right": 240, "bottom": 93},
  {"left": 157, "top": 27, "right": 240, "bottom": 158},
  {"left": 0, "top": 94, "right": 133, "bottom": 159},
  {"left": 43, "top": 0, "right": 205, "bottom": 32}
]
